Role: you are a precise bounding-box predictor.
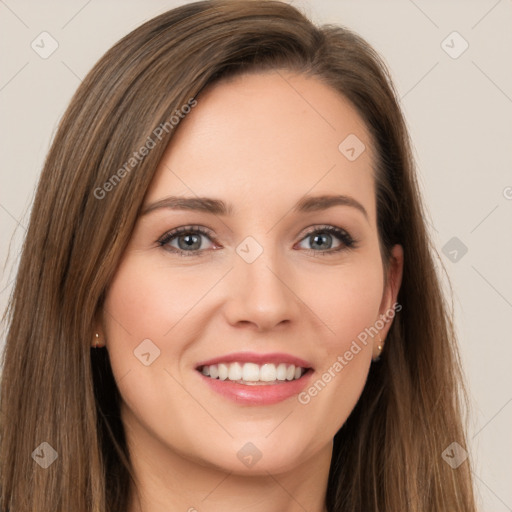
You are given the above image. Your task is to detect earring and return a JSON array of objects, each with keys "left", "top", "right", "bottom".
[
  {"left": 94, "top": 333, "right": 102, "bottom": 348},
  {"left": 373, "top": 335, "right": 383, "bottom": 362}
]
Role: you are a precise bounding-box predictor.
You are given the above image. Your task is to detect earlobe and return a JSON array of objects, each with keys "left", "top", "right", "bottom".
[
  {"left": 92, "top": 309, "right": 106, "bottom": 348},
  {"left": 92, "top": 316, "right": 106, "bottom": 348},
  {"left": 92, "top": 332, "right": 105, "bottom": 348},
  {"left": 372, "top": 333, "right": 384, "bottom": 362}
]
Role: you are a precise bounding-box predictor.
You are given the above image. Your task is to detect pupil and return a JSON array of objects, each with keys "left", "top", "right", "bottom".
[
  {"left": 312, "top": 233, "right": 331, "bottom": 249},
  {"left": 179, "top": 234, "right": 200, "bottom": 250}
]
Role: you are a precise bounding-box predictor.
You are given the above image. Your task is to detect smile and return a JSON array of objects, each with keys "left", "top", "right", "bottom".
[
  {"left": 199, "top": 362, "right": 308, "bottom": 385},
  {"left": 195, "top": 352, "right": 314, "bottom": 405}
]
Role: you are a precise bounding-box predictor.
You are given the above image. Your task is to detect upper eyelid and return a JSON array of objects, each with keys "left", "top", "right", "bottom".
[
  {"left": 157, "top": 226, "right": 214, "bottom": 243},
  {"left": 159, "top": 223, "right": 350, "bottom": 236}
]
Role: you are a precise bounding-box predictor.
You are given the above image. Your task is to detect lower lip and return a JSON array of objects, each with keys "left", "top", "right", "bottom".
[{"left": 197, "top": 370, "right": 314, "bottom": 405}]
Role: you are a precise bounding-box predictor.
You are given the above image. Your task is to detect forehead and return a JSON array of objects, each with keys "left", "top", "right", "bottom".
[{"left": 145, "top": 71, "right": 376, "bottom": 221}]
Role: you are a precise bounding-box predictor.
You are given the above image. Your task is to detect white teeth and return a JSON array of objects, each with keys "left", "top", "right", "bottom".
[
  {"left": 199, "top": 362, "right": 307, "bottom": 383},
  {"left": 209, "top": 365, "right": 219, "bottom": 379},
  {"left": 260, "top": 363, "right": 277, "bottom": 382},
  {"left": 228, "top": 362, "right": 242, "bottom": 381},
  {"left": 218, "top": 363, "right": 228, "bottom": 381},
  {"left": 276, "top": 363, "right": 287, "bottom": 381},
  {"left": 242, "top": 362, "right": 260, "bottom": 382}
]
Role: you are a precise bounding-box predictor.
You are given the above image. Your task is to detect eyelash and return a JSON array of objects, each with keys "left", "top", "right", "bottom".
[{"left": 157, "top": 224, "right": 358, "bottom": 257}]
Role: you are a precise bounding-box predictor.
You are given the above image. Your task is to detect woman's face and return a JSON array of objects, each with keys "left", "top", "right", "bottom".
[{"left": 100, "top": 71, "right": 403, "bottom": 476}]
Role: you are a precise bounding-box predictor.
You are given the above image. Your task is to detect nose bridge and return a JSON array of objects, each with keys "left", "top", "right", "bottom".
[{"left": 225, "top": 233, "right": 298, "bottom": 329}]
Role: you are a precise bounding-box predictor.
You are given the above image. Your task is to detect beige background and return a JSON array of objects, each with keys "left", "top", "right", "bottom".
[{"left": 1, "top": 0, "right": 511, "bottom": 510}]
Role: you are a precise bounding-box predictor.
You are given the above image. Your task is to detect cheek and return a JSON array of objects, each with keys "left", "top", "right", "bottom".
[
  {"left": 101, "top": 253, "right": 227, "bottom": 412},
  {"left": 101, "top": 255, "right": 184, "bottom": 391},
  {"left": 301, "top": 253, "right": 384, "bottom": 353},
  {"left": 294, "top": 253, "right": 383, "bottom": 431},
  {"left": 102, "top": 254, "right": 213, "bottom": 348},
  {"left": 101, "top": 255, "right": 206, "bottom": 447}
]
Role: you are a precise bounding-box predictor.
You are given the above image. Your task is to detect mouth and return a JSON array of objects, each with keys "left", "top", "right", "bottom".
[
  {"left": 195, "top": 352, "right": 314, "bottom": 405},
  {"left": 197, "top": 362, "right": 310, "bottom": 385}
]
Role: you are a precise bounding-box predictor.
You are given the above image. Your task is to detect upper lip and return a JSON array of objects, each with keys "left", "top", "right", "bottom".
[{"left": 195, "top": 351, "right": 313, "bottom": 369}]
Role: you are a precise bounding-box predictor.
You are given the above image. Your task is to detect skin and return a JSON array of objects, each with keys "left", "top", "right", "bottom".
[{"left": 95, "top": 70, "right": 403, "bottom": 512}]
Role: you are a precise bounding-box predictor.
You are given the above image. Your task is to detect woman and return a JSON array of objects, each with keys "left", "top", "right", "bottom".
[{"left": 0, "top": 1, "right": 477, "bottom": 511}]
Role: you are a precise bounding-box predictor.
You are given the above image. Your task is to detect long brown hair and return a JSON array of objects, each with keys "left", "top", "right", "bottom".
[{"left": 0, "top": 1, "right": 476, "bottom": 510}]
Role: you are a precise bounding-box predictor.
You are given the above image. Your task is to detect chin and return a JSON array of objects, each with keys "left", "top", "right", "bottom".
[{"left": 185, "top": 432, "right": 322, "bottom": 476}]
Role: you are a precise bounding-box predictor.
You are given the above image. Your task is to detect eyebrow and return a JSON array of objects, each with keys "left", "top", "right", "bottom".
[{"left": 140, "top": 194, "right": 368, "bottom": 220}]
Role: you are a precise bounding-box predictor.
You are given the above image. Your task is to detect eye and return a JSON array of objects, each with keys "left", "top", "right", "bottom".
[
  {"left": 296, "top": 225, "right": 357, "bottom": 255},
  {"left": 157, "top": 226, "right": 217, "bottom": 256},
  {"left": 157, "top": 224, "right": 357, "bottom": 257}
]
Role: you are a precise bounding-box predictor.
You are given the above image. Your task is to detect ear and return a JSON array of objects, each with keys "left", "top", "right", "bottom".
[{"left": 373, "top": 244, "right": 403, "bottom": 358}]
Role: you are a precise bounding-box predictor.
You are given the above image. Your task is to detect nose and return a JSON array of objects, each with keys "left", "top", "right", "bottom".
[{"left": 222, "top": 244, "right": 301, "bottom": 332}]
